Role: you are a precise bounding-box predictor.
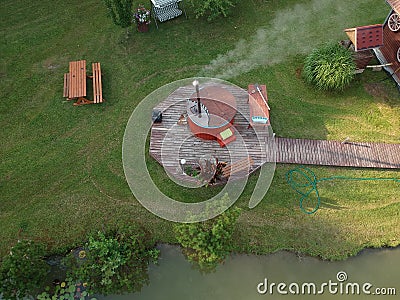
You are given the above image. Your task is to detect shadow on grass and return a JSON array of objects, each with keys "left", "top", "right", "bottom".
[{"left": 319, "top": 196, "right": 347, "bottom": 211}]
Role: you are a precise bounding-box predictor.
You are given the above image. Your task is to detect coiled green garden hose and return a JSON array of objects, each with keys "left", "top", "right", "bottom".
[{"left": 286, "top": 166, "right": 400, "bottom": 214}]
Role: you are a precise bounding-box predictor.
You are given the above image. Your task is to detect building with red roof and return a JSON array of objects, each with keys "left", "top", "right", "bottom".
[{"left": 345, "top": 1, "right": 400, "bottom": 89}]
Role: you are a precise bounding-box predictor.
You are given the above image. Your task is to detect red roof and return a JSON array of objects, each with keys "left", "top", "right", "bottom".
[
  {"left": 345, "top": 24, "right": 384, "bottom": 51},
  {"left": 387, "top": 0, "right": 400, "bottom": 14}
]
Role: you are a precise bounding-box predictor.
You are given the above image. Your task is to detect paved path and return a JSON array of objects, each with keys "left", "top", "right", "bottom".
[{"left": 275, "top": 138, "right": 400, "bottom": 169}]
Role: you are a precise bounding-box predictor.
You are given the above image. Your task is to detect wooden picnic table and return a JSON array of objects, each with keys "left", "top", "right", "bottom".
[{"left": 63, "top": 60, "right": 104, "bottom": 105}]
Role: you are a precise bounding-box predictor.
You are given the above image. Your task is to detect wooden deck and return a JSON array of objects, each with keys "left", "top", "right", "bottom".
[
  {"left": 149, "top": 83, "right": 273, "bottom": 183},
  {"left": 149, "top": 84, "right": 400, "bottom": 185}
]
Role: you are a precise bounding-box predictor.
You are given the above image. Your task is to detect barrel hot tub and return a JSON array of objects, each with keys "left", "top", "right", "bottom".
[{"left": 186, "top": 86, "right": 237, "bottom": 140}]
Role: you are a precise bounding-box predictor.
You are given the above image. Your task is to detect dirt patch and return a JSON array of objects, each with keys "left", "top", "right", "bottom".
[
  {"left": 364, "top": 83, "right": 390, "bottom": 100},
  {"left": 295, "top": 67, "right": 302, "bottom": 79},
  {"left": 365, "top": 81, "right": 400, "bottom": 101},
  {"left": 364, "top": 82, "right": 400, "bottom": 111}
]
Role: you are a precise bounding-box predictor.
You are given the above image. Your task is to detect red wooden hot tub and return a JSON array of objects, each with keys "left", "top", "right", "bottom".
[{"left": 187, "top": 86, "right": 237, "bottom": 140}]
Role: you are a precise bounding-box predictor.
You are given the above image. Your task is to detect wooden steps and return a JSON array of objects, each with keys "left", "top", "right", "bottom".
[{"left": 221, "top": 156, "right": 254, "bottom": 177}]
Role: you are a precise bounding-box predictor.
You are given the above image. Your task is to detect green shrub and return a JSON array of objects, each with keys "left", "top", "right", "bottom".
[
  {"left": 0, "top": 240, "right": 49, "bottom": 300},
  {"left": 188, "top": 0, "right": 238, "bottom": 21},
  {"left": 303, "top": 43, "right": 356, "bottom": 91},
  {"left": 65, "top": 225, "right": 159, "bottom": 295},
  {"left": 103, "top": 0, "right": 134, "bottom": 28},
  {"left": 174, "top": 201, "right": 241, "bottom": 272}
]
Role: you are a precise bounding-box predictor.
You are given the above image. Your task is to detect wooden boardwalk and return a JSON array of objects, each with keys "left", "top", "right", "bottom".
[
  {"left": 275, "top": 138, "right": 400, "bottom": 169},
  {"left": 149, "top": 83, "right": 400, "bottom": 185}
]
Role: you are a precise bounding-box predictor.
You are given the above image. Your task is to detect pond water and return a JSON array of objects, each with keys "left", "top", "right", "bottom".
[{"left": 98, "top": 244, "right": 400, "bottom": 300}]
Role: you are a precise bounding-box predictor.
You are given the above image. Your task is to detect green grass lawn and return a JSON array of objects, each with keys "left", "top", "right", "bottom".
[{"left": 1, "top": 0, "right": 399, "bottom": 260}]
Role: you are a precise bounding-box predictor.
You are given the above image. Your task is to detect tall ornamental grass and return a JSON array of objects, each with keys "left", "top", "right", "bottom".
[{"left": 303, "top": 43, "right": 356, "bottom": 91}]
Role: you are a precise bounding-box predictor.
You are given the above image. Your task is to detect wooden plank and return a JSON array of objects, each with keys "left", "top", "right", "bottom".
[
  {"left": 63, "top": 73, "right": 70, "bottom": 98},
  {"left": 92, "top": 62, "right": 103, "bottom": 103},
  {"left": 69, "top": 61, "right": 76, "bottom": 98},
  {"left": 77, "top": 60, "right": 82, "bottom": 97},
  {"left": 94, "top": 63, "right": 99, "bottom": 102},
  {"left": 77, "top": 61, "right": 82, "bottom": 97},
  {"left": 80, "top": 60, "right": 86, "bottom": 97}
]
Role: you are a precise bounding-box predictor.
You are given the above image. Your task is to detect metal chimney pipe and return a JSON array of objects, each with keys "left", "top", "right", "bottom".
[{"left": 192, "top": 80, "right": 202, "bottom": 118}]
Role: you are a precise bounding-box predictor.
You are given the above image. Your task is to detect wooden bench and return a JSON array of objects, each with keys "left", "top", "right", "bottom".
[
  {"left": 92, "top": 62, "right": 103, "bottom": 104},
  {"left": 248, "top": 84, "right": 270, "bottom": 128},
  {"left": 63, "top": 73, "right": 70, "bottom": 98},
  {"left": 221, "top": 156, "right": 254, "bottom": 178}
]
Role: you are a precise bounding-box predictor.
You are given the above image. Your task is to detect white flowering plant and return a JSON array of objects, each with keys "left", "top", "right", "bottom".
[{"left": 134, "top": 4, "right": 151, "bottom": 24}]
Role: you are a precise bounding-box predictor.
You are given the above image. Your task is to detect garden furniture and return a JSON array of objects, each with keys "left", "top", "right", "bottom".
[
  {"left": 63, "top": 60, "right": 104, "bottom": 106},
  {"left": 248, "top": 84, "right": 270, "bottom": 128},
  {"left": 64, "top": 60, "right": 86, "bottom": 101},
  {"left": 150, "top": 0, "right": 187, "bottom": 28}
]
